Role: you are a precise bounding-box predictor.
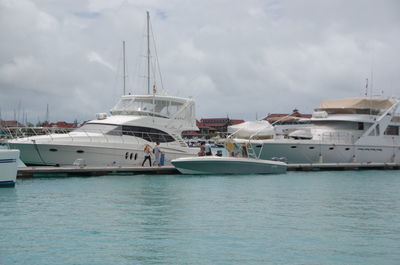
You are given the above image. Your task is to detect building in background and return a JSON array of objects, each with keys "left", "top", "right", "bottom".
[
  {"left": 45, "top": 121, "right": 77, "bottom": 129},
  {"left": 183, "top": 118, "right": 245, "bottom": 139},
  {"left": 0, "top": 120, "right": 25, "bottom": 128},
  {"left": 263, "top": 109, "right": 311, "bottom": 125},
  {"left": 263, "top": 109, "right": 311, "bottom": 134}
]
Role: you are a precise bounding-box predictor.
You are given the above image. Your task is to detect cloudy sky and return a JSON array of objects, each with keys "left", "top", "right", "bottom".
[{"left": 1, "top": 0, "right": 399, "bottom": 124}]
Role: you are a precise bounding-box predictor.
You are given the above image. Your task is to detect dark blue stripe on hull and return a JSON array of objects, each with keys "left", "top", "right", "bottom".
[
  {"left": 0, "top": 181, "right": 16, "bottom": 187},
  {"left": 0, "top": 159, "right": 17, "bottom": 163}
]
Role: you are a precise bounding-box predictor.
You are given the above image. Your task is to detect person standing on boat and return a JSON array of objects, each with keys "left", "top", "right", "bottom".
[
  {"left": 142, "top": 144, "right": 152, "bottom": 167},
  {"left": 153, "top": 141, "right": 161, "bottom": 166},
  {"left": 198, "top": 142, "right": 206, "bottom": 156},
  {"left": 205, "top": 141, "right": 212, "bottom": 156}
]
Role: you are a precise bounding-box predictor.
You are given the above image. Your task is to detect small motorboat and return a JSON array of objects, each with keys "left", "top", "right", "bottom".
[
  {"left": 171, "top": 156, "right": 287, "bottom": 175},
  {"left": 0, "top": 149, "right": 19, "bottom": 187}
]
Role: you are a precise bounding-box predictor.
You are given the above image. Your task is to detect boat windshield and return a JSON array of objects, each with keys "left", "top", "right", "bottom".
[
  {"left": 74, "top": 124, "right": 118, "bottom": 134},
  {"left": 111, "top": 97, "right": 184, "bottom": 118},
  {"left": 73, "top": 123, "right": 176, "bottom": 142}
]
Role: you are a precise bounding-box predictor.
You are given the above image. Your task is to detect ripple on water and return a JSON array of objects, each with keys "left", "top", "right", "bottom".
[{"left": 1, "top": 171, "right": 400, "bottom": 265}]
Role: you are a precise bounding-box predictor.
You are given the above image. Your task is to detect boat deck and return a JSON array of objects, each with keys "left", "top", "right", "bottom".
[{"left": 16, "top": 162, "right": 400, "bottom": 178}]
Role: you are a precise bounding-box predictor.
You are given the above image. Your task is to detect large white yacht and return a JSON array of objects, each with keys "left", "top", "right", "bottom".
[
  {"left": 8, "top": 94, "right": 198, "bottom": 166},
  {"left": 9, "top": 12, "right": 200, "bottom": 166},
  {"left": 233, "top": 97, "right": 400, "bottom": 164}
]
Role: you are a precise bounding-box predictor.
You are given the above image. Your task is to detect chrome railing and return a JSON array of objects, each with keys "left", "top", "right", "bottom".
[{"left": 1, "top": 126, "right": 187, "bottom": 147}]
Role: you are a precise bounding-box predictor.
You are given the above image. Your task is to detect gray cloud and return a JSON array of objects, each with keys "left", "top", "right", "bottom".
[{"left": 1, "top": 0, "right": 399, "bottom": 124}]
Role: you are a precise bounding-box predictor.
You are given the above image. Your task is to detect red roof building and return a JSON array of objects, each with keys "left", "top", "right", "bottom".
[
  {"left": 263, "top": 109, "right": 311, "bottom": 124},
  {"left": 182, "top": 118, "right": 245, "bottom": 138},
  {"left": 45, "top": 121, "right": 77, "bottom": 128},
  {"left": 0, "top": 120, "right": 25, "bottom": 127},
  {"left": 200, "top": 118, "right": 245, "bottom": 133}
]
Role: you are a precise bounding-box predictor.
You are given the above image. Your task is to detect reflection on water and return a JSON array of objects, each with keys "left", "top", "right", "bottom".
[{"left": 1, "top": 171, "right": 400, "bottom": 265}]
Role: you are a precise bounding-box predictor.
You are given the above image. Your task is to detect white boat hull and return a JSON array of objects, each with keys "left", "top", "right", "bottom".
[
  {"left": 0, "top": 149, "right": 19, "bottom": 187},
  {"left": 171, "top": 156, "right": 287, "bottom": 175},
  {"left": 252, "top": 140, "right": 400, "bottom": 164},
  {"left": 8, "top": 141, "right": 197, "bottom": 166}
]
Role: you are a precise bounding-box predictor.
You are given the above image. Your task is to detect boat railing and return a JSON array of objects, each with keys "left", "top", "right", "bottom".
[
  {"left": 4, "top": 126, "right": 186, "bottom": 148},
  {"left": 1, "top": 126, "right": 70, "bottom": 139}
]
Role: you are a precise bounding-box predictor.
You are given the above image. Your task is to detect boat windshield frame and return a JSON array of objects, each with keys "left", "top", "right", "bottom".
[{"left": 111, "top": 95, "right": 187, "bottom": 119}]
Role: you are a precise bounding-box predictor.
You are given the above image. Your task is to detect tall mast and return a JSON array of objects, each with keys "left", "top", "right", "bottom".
[
  {"left": 147, "top": 11, "right": 150, "bottom": 95},
  {"left": 46, "top": 104, "right": 49, "bottom": 123},
  {"left": 123, "top": 40, "right": 126, "bottom": 95}
]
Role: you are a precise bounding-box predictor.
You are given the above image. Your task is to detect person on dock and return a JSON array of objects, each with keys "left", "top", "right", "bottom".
[
  {"left": 198, "top": 142, "right": 205, "bottom": 156},
  {"left": 153, "top": 141, "right": 161, "bottom": 166},
  {"left": 142, "top": 144, "right": 152, "bottom": 167}
]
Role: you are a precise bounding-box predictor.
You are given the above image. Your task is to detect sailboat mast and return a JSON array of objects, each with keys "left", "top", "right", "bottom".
[
  {"left": 147, "top": 11, "right": 150, "bottom": 95},
  {"left": 123, "top": 40, "right": 126, "bottom": 95}
]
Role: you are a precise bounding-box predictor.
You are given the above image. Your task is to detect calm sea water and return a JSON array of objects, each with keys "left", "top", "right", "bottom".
[{"left": 1, "top": 171, "right": 400, "bottom": 265}]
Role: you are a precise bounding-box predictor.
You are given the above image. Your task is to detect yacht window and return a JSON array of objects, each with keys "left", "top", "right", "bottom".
[
  {"left": 113, "top": 98, "right": 132, "bottom": 110},
  {"left": 384, "top": 126, "right": 399, "bottom": 136},
  {"left": 309, "top": 146, "right": 315, "bottom": 149},
  {"left": 76, "top": 150, "right": 84, "bottom": 153},
  {"left": 290, "top": 146, "right": 297, "bottom": 149},
  {"left": 345, "top": 148, "right": 350, "bottom": 151},
  {"left": 329, "top": 147, "right": 334, "bottom": 150},
  {"left": 358, "top": 122, "right": 364, "bottom": 130},
  {"left": 49, "top": 148, "right": 58, "bottom": 152},
  {"left": 121, "top": 125, "right": 175, "bottom": 143},
  {"left": 74, "top": 123, "right": 119, "bottom": 134}
]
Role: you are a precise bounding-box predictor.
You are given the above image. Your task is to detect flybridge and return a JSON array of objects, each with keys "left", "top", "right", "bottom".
[{"left": 110, "top": 94, "right": 196, "bottom": 121}]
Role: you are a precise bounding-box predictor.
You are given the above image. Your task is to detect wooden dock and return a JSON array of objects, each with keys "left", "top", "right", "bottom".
[
  {"left": 16, "top": 162, "right": 400, "bottom": 178},
  {"left": 17, "top": 165, "right": 179, "bottom": 178},
  {"left": 287, "top": 162, "right": 400, "bottom": 171}
]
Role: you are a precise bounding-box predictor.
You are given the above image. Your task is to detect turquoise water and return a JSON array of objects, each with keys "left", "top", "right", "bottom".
[{"left": 1, "top": 171, "right": 400, "bottom": 265}]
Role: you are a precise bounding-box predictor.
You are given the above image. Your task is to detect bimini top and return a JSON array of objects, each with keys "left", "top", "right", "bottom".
[
  {"left": 227, "top": 120, "right": 275, "bottom": 139},
  {"left": 316, "top": 97, "right": 397, "bottom": 115}
]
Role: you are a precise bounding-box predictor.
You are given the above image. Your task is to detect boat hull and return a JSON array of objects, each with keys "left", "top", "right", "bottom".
[
  {"left": 8, "top": 141, "right": 197, "bottom": 166},
  {"left": 253, "top": 141, "right": 400, "bottom": 164},
  {"left": 171, "top": 156, "right": 287, "bottom": 175},
  {"left": 0, "top": 150, "right": 19, "bottom": 187}
]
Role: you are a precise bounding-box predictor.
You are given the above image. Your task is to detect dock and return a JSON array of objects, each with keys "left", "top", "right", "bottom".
[
  {"left": 17, "top": 165, "right": 179, "bottom": 178},
  {"left": 16, "top": 162, "right": 400, "bottom": 178},
  {"left": 287, "top": 162, "right": 400, "bottom": 171}
]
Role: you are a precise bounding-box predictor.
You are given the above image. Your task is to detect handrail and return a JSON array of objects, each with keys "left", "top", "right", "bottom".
[{"left": 2, "top": 126, "right": 188, "bottom": 149}]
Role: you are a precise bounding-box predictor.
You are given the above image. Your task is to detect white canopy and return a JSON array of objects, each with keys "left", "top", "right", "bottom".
[
  {"left": 228, "top": 120, "right": 275, "bottom": 139},
  {"left": 318, "top": 97, "right": 395, "bottom": 110}
]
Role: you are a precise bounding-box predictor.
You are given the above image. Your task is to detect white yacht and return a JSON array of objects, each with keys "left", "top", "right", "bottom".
[
  {"left": 8, "top": 12, "right": 201, "bottom": 167},
  {"left": 171, "top": 156, "right": 287, "bottom": 175},
  {"left": 233, "top": 97, "right": 400, "bottom": 164},
  {"left": 0, "top": 149, "right": 19, "bottom": 187},
  {"left": 8, "top": 95, "right": 198, "bottom": 166}
]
